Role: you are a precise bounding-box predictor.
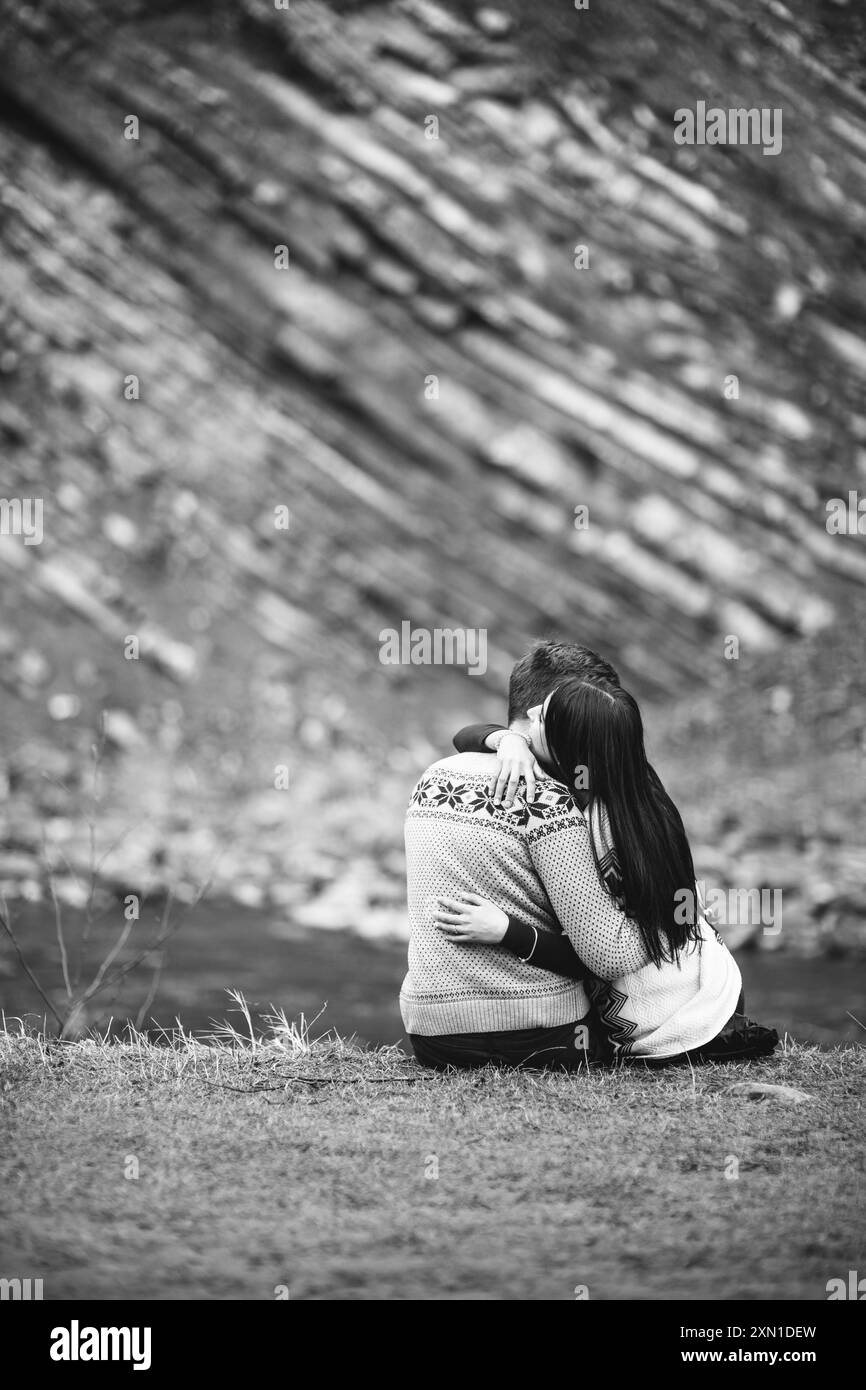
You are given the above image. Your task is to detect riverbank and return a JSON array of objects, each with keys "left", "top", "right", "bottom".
[
  {"left": 3, "top": 604, "right": 865, "bottom": 993},
  {"left": 0, "top": 1026, "right": 863, "bottom": 1300},
  {"left": 2, "top": 901, "right": 865, "bottom": 1047}
]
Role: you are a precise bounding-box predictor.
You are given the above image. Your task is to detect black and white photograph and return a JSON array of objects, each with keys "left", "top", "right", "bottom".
[{"left": 1, "top": 0, "right": 865, "bottom": 1346}]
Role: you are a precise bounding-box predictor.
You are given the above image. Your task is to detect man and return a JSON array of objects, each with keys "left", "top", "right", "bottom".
[{"left": 399, "top": 640, "right": 648, "bottom": 1070}]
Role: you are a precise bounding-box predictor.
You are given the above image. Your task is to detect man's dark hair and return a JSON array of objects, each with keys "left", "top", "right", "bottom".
[{"left": 507, "top": 639, "right": 620, "bottom": 723}]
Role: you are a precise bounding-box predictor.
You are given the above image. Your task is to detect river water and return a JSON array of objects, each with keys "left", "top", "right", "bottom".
[{"left": 1, "top": 901, "right": 863, "bottom": 1049}]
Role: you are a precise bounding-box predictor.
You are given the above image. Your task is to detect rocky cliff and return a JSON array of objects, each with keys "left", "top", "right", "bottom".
[{"left": 1, "top": 0, "right": 864, "bottom": 961}]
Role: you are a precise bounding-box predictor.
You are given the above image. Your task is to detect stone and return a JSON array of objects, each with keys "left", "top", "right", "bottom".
[{"left": 726, "top": 1083, "right": 813, "bottom": 1105}]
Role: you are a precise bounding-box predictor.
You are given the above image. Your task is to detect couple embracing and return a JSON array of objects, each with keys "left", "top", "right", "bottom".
[{"left": 400, "top": 640, "right": 777, "bottom": 1070}]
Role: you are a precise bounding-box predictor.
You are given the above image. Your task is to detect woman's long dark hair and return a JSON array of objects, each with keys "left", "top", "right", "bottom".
[{"left": 543, "top": 677, "right": 701, "bottom": 967}]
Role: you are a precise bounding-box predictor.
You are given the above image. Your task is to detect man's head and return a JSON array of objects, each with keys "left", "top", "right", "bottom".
[{"left": 507, "top": 640, "right": 620, "bottom": 725}]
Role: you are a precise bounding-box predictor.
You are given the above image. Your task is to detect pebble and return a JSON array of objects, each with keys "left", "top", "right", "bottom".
[{"left": 726, "top": 1083, "right": 813, "bottom": 1105}]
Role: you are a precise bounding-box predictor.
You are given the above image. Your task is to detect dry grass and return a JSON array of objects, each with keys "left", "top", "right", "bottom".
[{"left": 0, "top": 1009, "right": 863, "bottom": 1301}]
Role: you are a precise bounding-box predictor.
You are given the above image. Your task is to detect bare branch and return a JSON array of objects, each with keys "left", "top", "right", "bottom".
[
  {"left": 135, "top": 949, "right": 166, "bottom": 1032},
  {"left": 0, "top": 897, "right": 65, "bottom": 1030},
  {"left": 42, "top": 831, "right": 72, "bottom": 1002}
]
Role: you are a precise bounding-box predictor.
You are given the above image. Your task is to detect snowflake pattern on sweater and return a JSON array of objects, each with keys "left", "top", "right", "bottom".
[
  {"left": 400, "top": 754, "right": 743, "bottom": 1056},
  {"left": 409, "top": 771, "right": 574, "bottom": 828}
]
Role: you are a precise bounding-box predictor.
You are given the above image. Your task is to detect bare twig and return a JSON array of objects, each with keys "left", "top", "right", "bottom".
[
  {"left": 93, "top": 817, "right": 150, "bottom": 878},
  {"left": 43, "top": 834, "right": 72, "bottom": 1002},
  {"left": 135, "top": 949, "right": 166, "bottom": 1031},
  {"left": 91, "top": 889, "right": 181, "bottom": 994},
  {"left": 0, "top": 899, "right": 65, "bottom": 1030},
  {"left": 78, "top": 917, "right": 136, "bottom": 1006},
  {"left": 202, "top": 1075, "right": 422, "bottom": 1092},
  {"left": 76, "top": 728, "right": 107, "bottom": 985},
  {"left": 4, "top": 789, "right": 232, "bottom": 1036}
]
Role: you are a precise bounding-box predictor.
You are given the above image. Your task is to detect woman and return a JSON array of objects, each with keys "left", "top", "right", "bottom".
[{"left": 434, "top": 677, "right": 777, "bottom": 1064}]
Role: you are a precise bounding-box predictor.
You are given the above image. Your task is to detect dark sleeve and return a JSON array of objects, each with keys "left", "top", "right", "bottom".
[
  {"left": 502, "top": 918, "right": 590, "bottom": 982},
  {"left": 452, "top": 723, "right": 505, "bottom": 753}
]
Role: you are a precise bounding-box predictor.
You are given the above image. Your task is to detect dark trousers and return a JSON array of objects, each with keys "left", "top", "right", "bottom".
[
  {"left": 409, "top": 1011, "right": 610, "bottom": 1072},
  {"left": 408, "top": 991, "right": 774, "bottom": 1072}
]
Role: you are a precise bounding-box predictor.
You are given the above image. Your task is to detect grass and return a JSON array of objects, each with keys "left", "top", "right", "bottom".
[{"left": 1, "top": 1012, "right": 864, "bottom": 1301}]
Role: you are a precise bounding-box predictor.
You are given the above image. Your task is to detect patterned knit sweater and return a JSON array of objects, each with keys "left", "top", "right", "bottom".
[
  {"left": 399, "top": 753, "right": 742, "bottom": 1056},
  {"left": 400, "top": 752, "right": 649, "bottom": 1037}
]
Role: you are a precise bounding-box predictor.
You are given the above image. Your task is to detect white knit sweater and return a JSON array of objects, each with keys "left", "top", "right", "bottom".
[{"left": 400, "top": 753, "right": 741, "bottom": 1057}]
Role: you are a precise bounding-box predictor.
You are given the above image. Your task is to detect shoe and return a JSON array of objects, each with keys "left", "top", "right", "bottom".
[{"left": 696, "top": 1013, "right": 779, "bottom": 1062}]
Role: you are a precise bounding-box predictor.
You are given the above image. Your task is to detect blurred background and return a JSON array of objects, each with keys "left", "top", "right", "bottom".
[{"left": 1, "top": 0, "right": 865, "bottom": 1047}]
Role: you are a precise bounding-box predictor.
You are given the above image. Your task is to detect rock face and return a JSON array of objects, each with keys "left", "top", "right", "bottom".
[
  {"left": 0, "top": 1, "right": 865, "bottom": 955},
  {"left": 2, "top": 0, "right": 866, "bottom": 685}
]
